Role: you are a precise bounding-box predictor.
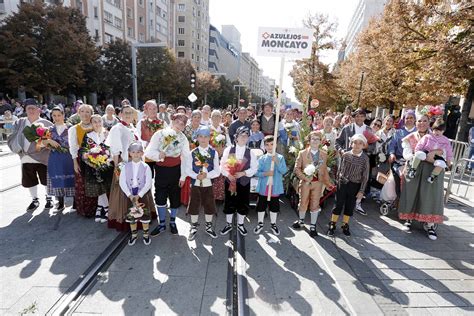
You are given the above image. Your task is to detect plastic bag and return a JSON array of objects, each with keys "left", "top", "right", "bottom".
[{"left": 380, "top": 171, "right": 397, "bottom": 202}]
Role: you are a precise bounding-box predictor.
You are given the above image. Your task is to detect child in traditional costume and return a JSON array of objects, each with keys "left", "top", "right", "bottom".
[
  {"left": 119, "top": 142, "right": 156, "bottom": 246},
  {"left": 253, "top": 136, "right": 287, "bottom": 235},
  {"left": 219, "top": 126, "right": 258, "bottom": 236},
  {"left": 328, "top": 134, "right": 369, "bottom": 237},
  {"left": 185, "top": 126, "right": 221, "bottom": 241}
]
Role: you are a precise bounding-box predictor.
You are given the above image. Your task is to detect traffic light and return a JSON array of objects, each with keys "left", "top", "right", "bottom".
[{"left": 190, "top": 71, "right": 196, "bottom": 89}]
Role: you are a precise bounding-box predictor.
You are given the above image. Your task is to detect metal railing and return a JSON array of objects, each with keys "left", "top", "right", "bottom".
[
  {"left": 445, "top": 157, "right": 473, "bottom": 206},
  {"left": 450, "top": 139, "right": 469, "bottom": 165}
]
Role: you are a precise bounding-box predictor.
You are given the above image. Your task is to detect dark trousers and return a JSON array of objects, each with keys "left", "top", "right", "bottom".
[
  {"left": 256, "top": 194, "right": 280, "bottom": 213},
  {"left": 154, "top": 165, "right": 181, "bottom": 209},
  {"left": 332, "top": 181, "right": 361, "bottom": 217},
  {"left": 147, "top": 161, "right": 155, "bottom": 178},
  {"left": 223, "top": 181, "right": 250, "bottom": 216},
  {"left": 22, "top": 163, "right": 47, "bottom": 188},
  {"left": 391, "top": 161, "right": 404, "bottom": 198}
]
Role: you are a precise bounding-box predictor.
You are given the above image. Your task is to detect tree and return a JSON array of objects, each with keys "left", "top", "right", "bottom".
[
  {"left": 0, "top": 1, "right": 97, "bottom": 99},
  {"left": 137, "top": 47, "right": 176, "bottom": 103},
  {"left": 207, "top": 76, "right": 237, "bottom": 108},
  {"left": 167, "top": 59, "right": 195, "bottom": 105},
  {"left": 97, "top": 39, "right": 132, "bottom": 104},
  {"left": 195, "top": 71, "right": 220, "bottom": 105},
  {"left": 290, "top": 13, "right": 340, "bottom": 111}
]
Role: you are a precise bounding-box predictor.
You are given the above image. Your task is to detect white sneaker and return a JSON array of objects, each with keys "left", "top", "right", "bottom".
[{"left": 355, "top": 203, "right": 367, "bottom": 216}]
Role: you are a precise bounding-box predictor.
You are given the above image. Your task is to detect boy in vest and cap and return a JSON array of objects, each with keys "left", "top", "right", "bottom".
[
  {"left": 220, "top": 126, "right": 258, "bottom": 236},
  {"left": 253, "top": 136, "right": 287, "bottom": 235},
  {"left": 184, "top": 126, "right": 221, "bottom": 241},
  {"left": 328, "top": 134, "right": 369, "bottom": 237},
  {"left": 119, "top": 142, "right": 156, "bottom": 246}
]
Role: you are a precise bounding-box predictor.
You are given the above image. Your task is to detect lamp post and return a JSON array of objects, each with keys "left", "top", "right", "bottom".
[
  {"left": 233, "top": 84, "right": 246, "bottom": 109},
  {"left": 355, "top": 71, "right": 365, "bottom": 108},
  {"left": 131, "top": 42, "right": 167, "bottom": 109}
]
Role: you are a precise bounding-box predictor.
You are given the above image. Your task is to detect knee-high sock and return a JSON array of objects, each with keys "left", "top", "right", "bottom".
[
  {"left": 226, "top": 214, "right": 233, "bottom": 224},
  {"left": 343, "top": 215, "right": 350, "bottom": 224},
  {"left": 130, "top": 223, "right": 138, "bottom": 236},
  {"left": 142, "top": 223, "right": 150, "bottom": 236},
  {"left": 237, "top": 213, "right": 245, "bottom": 225},
  {"left": 298, "top": 211, "right": 306, "bottom": 221},
  {"left": 310, "top": 209, "right": 320, "bottom": 225},
  {"left": 29, "top": 186, "right": 38, "bottom": 199},
  {"left": 257, "top": 212, "right": 265, "bottom": 223},
  {"left": 170, "top": 208, "right": 178, "bottom": 223},
  {"left": 270, "top": 212, "right": 277, "bottom": 224},
  {"left": 431, "top": 166, "right": 443, "bottom": 176},
  {"left": 157, "top": 206, "right": 166, "bottom": 225},
  {"left": 331, "top": 214, "right": 339, "bottom": 223},
  {"left": 205, "top": 214, "right": 213, "bottom": 223},
  {"left": 98, "top": 193, "right": 108, "bottom": 207},
  {"left": 190, "top": 214, "right": 199, "bottom": 224}
]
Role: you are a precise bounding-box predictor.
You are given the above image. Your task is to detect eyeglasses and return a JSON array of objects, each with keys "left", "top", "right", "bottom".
[{"left": 373, "top": 123, "right": 381, "bottom": 127}]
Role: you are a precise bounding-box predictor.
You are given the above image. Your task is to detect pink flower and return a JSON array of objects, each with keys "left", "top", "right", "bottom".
[{"left": 36, "top": 127, "right": 46, "bottom": 137}]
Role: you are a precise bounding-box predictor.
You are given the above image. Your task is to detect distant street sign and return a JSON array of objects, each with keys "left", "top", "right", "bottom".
[
  {"left": 257, "top": 27, "right": 313, "bottom": 58},
  {"left": 188, "top": 93, "right": 197, "bottom": 103},
  {"left": 310, "top": 99, "right": 319, "bottom": 108}
]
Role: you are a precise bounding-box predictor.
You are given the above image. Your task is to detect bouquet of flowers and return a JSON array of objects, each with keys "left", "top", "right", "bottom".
[
  {"left": 82, "top": 142, "right": 112, "bottom": 182},
  {"left": 320, "top": 141, "right": 337, "bottom": 171},
  {"left": 303, "top": 164, "right": 318, "bottom": 183},
  {"left": 284, "top": 122, "right": 295, "bottom": 146},
  {"left": 158, "top": 128, "right": 180, "bottom": 161},
  {"left": 210, "top": 130, "right": 226, "bottom": 148},
  {"left": 147, "top": 119, "right": 164, "bottom": 133},
  {"left": 194, "top": 149, "right": 211, "bottom": 187},
  {"left": 363, "top": 129, "right": 380, "bottom": 145},
  {"left": 419, "top": 105, "right": 444, "bottom": 119},
  {"left": 23, "top": 123, "right": 51, "bottom": 151},
  {"left": 223, "top": 154, "right": 248, "bottom": 196}
]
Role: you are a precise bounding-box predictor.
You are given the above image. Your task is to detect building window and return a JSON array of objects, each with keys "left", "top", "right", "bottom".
[
  {"left": 191, "top": 42, "right": 194, "bottom": 49},
  {"left": 106, "top": 0, "right": 121, "bottom": 9},
  {"left": 127, "top": 27, "right": 133, "bottom": 37},
  {"left": 104, "top": 11, "right": 113, "bottom": 24},
  {"left": 198, "top": 10, "right": 200, "bottom": 17},
  {"left": 94, "top": 29, "right": 100, "bottom": 42},
  {"left": 197, "top": 44, "right": 199, "bottom": 50},
  {"left": 114, "top": 17, "right": 122, "bottom": 29},
  {"left": 139, "top": 33, "right": 144, "bottom": 42},
  {"left": 93, "top": 6, "right": 98, "bottom": 18},
  {"left": 196, "top": 55, "right": 199, "bottom": 62},
  {"left": 178, "top": 16, "right": 185, "bottom": 22},
  {"left": 192, "top": 53, "right": 194, "bottom": 60},
  {"left": 127, "top": 7, "right": 133, "bottom": 19},
  {"left": 75, "top": 0, "right": 83, "bottom": 13},
  {"left": 178, "top": 51, "right": 185, "bottom": 58},
  {"left": 178, "top": 4, "right": 185, "bottom": 11},
  {"left": 139, "top": 0, "right": 144, "bottom": 7},
  {"left": 178, "top": 28, "right": 185, "bottom": 35},
  {"left": 156, "top": 23, "right": 161, "bottom": 32},
  {"left": 105, "top": 33, "right": 113, "bottom": 44},
  {"left": 178, "top": 40, "right": 185, "bottom": 47},
  {"left": 139, "top": 16, "right": 144, "bottom": 25}
]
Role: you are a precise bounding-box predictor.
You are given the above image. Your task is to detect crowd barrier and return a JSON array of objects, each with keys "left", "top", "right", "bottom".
[
  {"left": 450, "top": 139, "right": 469, "bottom": 165},
  {"left": 444, "top": 157, "right": 473, "bottom": 206}
]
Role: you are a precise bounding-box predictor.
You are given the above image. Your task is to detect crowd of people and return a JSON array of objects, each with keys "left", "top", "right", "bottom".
[{"left": 6, "top": 97, "right": 457, "bottom": 245}]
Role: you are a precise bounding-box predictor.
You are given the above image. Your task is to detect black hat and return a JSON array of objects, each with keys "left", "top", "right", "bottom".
[
  {"left": 235, "top": 126, "right": 250, "bottom": 137},
  {"left": 23, "top": 98, "right": 39, "bottom": 108},
  {"left": 352, "top": 108, "right": 366, "bottom": 117}
]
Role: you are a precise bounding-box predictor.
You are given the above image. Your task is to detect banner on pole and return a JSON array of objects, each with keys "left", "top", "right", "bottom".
[{"left": 257, "top": 27, "right": 313, "bottom": 58}]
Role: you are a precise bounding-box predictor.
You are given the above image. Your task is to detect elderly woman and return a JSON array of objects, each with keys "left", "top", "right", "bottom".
[
  {"left": 102, "top": 104, "right": 118, "bottom": 131},
  {"left": 184, "top": 110, "right": 202, "bottom": 149},
  {"left": 106, "top": 106, "right": 139, "bottom": 230},
  {"left": 145, "top": 113, "right": 190, "bottom": 236},
  {"left": 398, "top": 114, "right": 444, "bottom": 240},
  {"left": 68, "top": 104, "right": 97, "bottom": 216}
]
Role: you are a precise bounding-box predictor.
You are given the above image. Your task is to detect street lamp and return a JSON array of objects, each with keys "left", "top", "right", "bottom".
[
  {"left": 233, "top": 84, "right": 246, "bottom": 109},
  {"left": 131, "top": 42, "right": 168, "bottom": 109},
  {"left": 355, "top": 71, "right": 365, "bottom": 108}
]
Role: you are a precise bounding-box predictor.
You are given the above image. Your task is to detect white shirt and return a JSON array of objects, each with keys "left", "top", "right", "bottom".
[
  {"left": 105, "top": 123, "right": 137, "bottom": 162},
  {"left": 220, "top": 144, "right": 258, "bottom": 178},
  {"left": 354, "top": 123, "right": 367, "bottom": 135},
  {"left": 21, "top": 118, "right": 42, "bottom": 164},
  {"left": 200, "top": 119, "right": 211, "bottom": 127},
  {"left": 184, "top": 146, "right": 221, "bottom": 187},
  {"left": 87, "top": 130, "right": 107, "bottom": 145},
  {"left": 119, "top": 160, "right": 152, "bottom": 198}
]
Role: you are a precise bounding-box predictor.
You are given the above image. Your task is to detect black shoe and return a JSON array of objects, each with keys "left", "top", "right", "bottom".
[
  {"left": 128, "top": 235, "right": 137, "bottom": 246},
  {"left": 220, "top": 223, "right": 233, "bottom": 235},
  {"left": 151, "top": 225, "right": 166, "bottom": 237},
  {"left": 205, "top": 222, "right": 217, "bottom": 239},
  {"left": 309, "top": 224, "right": 318, "bottom": 237},
  {"left": 56, "top": 203, "right": 65, "bottom": 212},
  {"left": 253, "top": 222, "right": 264, "bottom": 234},
  {"left": 403, "top": 220, "right": 412, "bottom": 231},
  {"left": 327, "top": 221, "right": 336, "bottom": 237},
  {"left": 143, "top": 235, "right": 151, "bottom": 245},
  {"left": 44, "top": 198, "right": 54, "bottom": 209},
  {"left": 188, "top": 223, "right": 198, "bottom": 241},
  {"left": 341, "top": 223, "right": 351, "bottom": 236},
  {"left": 100, "top": 207, "right": 108, "bottom": 223},
  {"left": 407, "top": 168, "right": 416, "bottom": 179},
  {"left": 26, "top": 199, "right": 40, "bottom": 212},
  {"left": 427, "top": 175, "right": 437, "bottom": 183},
  {"left": 292, "top": 220, "right": 304, "bottom": 229},
  {"left": 170, "top": 223, "right": 178, "bottom": 235},
  {"left": 237, "top": 224, "right": 248, "bottom": 236},
  {"left": 95, "top": 207, "right": 102, "bottom": 223},
  {"left": 270, "top": 224, "right": 280, "bottom": 236},
  {"left": 427, "top": 228, "right": 437, "bottom": 240}
]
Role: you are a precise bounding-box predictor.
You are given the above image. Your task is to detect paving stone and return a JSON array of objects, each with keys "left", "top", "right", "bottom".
[
  {"left": 425, "top": 292, "right": 471, "bottom": 307},
  {"left": 392, "top": 292, "right": 436, "bottom": 307}
]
